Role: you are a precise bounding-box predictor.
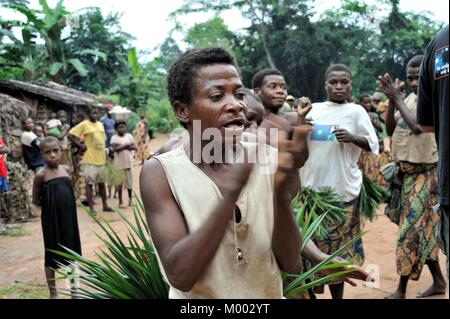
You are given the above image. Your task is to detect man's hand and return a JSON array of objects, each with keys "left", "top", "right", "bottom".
[
  {"left": 297, "top": 97, "right": 313, "bottom": 125},
  {"left": 319, "top": 258, "right": 374, "bottom": 287},
  {"left": 377, "top": 73, "right": 405, "bottom": 101},
  {"left": 333, "top": 128, "right": 356, "bottom": 143},
  {"left": 221, "top": 161, "right": 254, "bottom": 199}
]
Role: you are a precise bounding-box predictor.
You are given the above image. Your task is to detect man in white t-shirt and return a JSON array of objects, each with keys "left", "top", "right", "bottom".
[{"left": 300, "top": 63, "right": 379, "bottom": 299}]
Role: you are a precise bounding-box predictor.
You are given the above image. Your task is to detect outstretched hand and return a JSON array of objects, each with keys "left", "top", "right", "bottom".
[
  {"left": 319, "top": 258, "right": 374, "bottom": 287},
  {"left": 377, "top": 73, "right": 405, "bottom": 101}
]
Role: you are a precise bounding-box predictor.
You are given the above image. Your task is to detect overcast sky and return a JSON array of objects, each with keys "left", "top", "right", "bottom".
[{"left": 1, "top": 0, "right": 449, "bottom": 54}]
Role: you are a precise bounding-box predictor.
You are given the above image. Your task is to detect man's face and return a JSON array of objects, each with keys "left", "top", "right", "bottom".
[
  {"left": 406, "top": 67, "right": 419, "bottom": 95},
  {"left": 73, "top": 116, "right": 82, "bottom": 126},
  {"left": 185, "top": 63, "right": 246, "bottom": 145},
  {"left": 371, "top": 93, "right": 382, "bottom": 106},
  {"left": 34, "top": 127, "right": 44, "bottom": 137},
  {"left": 255, "top": 75, "right": 287, "bottom": 113},
  {"left": 42, "top": 142, "right": 61, "bottom": 167},
  {"left": 23, "top": 118, "right": 34, "bottom": 131},
  {"left": 89, "top": 109, "right": 98, "bottom": 122},
  {"left": 325, "top": 71, "right": 352, "bottom": 103},
  {"left": 360, "top": 96, "right": 372, "bottom": 112},
  {"left": 117, "top": 123, "right": 127, "bottom": 135},
  {"left": 58, "top": 113, "right": 67, "bottom": 124}
]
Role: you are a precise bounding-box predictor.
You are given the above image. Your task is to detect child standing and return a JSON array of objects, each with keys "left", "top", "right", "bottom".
[
  {"left": 0, "top": 137, "right": 9, "bottom": 193},
  {"left": 32, "top": 136, "right": 82, "bottom": 299},
  {"left": 0, "top": 137, "right": 9, "bottom": 232},
  {"left": 21, "top": 117, "right": 45, "bottom": 172},
  {"left": 110, "top": 121, "right": 135, "bottom": 208}
]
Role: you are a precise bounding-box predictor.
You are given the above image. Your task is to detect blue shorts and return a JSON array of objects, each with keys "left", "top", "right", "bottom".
[{"left": 0, "top": 176, "right": 8, "bottom": 193}]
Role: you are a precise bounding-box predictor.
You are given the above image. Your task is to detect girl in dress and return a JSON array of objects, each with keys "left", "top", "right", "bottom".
[{"left": 32, "top": 136, "right": 82, "bottom": 299}]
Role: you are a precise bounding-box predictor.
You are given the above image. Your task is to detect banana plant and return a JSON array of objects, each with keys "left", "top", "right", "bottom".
[{"left": 2, "top": 0, "right": 103, "bottom": 83}]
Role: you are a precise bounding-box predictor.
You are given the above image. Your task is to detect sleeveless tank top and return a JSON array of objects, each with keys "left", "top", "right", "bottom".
[{"left": 151, "top": 142, "right": 284, "bottom": 298}]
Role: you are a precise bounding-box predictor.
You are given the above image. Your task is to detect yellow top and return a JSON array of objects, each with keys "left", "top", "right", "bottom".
[{"left": 69, "top": 119, "right": 106, "bottom": 165}]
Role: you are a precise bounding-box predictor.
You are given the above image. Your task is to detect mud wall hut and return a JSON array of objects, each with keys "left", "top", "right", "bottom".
[{"left": 0, "top": 79, "right": 102, "bottom": 127}]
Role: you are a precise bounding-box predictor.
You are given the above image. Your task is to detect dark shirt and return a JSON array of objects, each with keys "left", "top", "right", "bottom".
[
  {"left": 417, "top": 24, "right": 449, "bottom": 205},
  {"left": 100, "top": 115, "right": 115, "bottom": 148},
  {"left": 22, "top": 138, "right": 44, "bottom": 171}
]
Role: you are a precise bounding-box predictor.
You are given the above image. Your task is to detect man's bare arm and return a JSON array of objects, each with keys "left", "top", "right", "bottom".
[
  {"left": 139, "top": 158, "right": 252, "bottom": 292},
  {"left": 32, "top": 172, "right": 44, "bottom": 207},
  {"left": 419, "top": 125, "right": 434, "bottom": 133}
]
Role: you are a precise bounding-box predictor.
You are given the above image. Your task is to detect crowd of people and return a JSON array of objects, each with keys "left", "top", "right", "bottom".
[
  {"left": 0, "top": 103, "right": 154, "bottom": 297},
  {"left": 0, "top": 24, "right": 447, "bottom": 300},
  {"left": 139, "top": 25, "right": 448, "bottom": 300}
]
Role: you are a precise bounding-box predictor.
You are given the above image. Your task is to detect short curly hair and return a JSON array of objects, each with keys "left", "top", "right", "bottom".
[
  {"left": 251, "top": 68, "right": 284, "bottom": 89},
  {"left": 40, "top": 136, "right": 60, "bottom": 151},
  {"left": 325, "top": 63, "right": 352, "bottom": 80},
  {"left": 406, "top": 55, "right": 423, "bottom": 69},
  {"left": 167, "top": 47, "right": 238, "bottom": 106}
]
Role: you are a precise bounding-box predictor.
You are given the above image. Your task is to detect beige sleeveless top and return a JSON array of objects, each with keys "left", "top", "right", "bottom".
[
  {"left": 392, "top": 93, "right": 438, "bottom": 164},
  {"left": 151, "top": 142, "right": 283, "bottom": 299}
]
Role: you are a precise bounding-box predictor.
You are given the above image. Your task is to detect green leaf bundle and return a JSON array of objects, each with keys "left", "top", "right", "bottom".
[
  {"left": 52, "top": 196, "right": 169, "bottom": 299},
  {"left": 357, "top": 174, "right": 389, "bottom": 222},
  {"left": 293, "top": 187, "right": 348, "bottom": 240},
  {"left": 100, "top": 162, "right": 125, "bottom": 187}
]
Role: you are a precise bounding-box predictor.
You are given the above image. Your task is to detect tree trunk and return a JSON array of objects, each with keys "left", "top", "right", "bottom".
[{"left": 261, "top": 33, "right": 276, "bottom": 69}]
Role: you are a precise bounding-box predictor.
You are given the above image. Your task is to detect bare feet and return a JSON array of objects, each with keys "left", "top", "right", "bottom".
[
  {"left": 103, "top": 206, "right": 114, "bottom": 212},
  {"left": 50, "top": 291, "right": 58, "bottom": 299},
  {"left": 385, "top": 291, "right": 406, "bottom": 299},
  {"left": 416, "top": 283, "right": 446, "bottom": 298},
  {"left": 118, "top": 203, "right": 126, "bottom": 209}
]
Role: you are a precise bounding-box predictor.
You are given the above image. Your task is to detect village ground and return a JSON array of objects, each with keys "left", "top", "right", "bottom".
[{"left": 0, "top": 133, "right": 447, "bottom": 299}]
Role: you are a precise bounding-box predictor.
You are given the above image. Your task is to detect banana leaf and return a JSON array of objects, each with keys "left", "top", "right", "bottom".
[
  {"left": 295, "top": 187, "right": 348, "bottom": 240},
  {"left": 283, "top": 232, "right": 365, "bottom": 297},
  {"left": 357, "top": 174, "right": 389, "bottom": 222},
  {"left": 99, "top": 162, "right": 125, "bottom": 186},
  {"left": 52, "top": 198, "right": 169, "bottom": 299},
  {"left": 51, "top": 193, "right": 363, "bottom": 299}
]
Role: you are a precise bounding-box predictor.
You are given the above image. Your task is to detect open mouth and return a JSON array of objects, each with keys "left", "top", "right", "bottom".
[{"left": 223, "top": 118, "right": 245, "bottom": 129}]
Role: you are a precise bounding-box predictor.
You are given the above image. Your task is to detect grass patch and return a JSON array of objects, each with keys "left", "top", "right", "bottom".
[
  {"left": 0, "top": 227, "right": 30, "bottom": 237},
  {"left": 0, "top": 226, "right": 29, "bottom": 237},
  {"left": 0, "top": 282, "right": 48, "bottom": 299}
]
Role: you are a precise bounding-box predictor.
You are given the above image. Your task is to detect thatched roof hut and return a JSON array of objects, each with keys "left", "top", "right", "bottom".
[
  {"left": 0, "top": 92, "right": 32, "bottom": 134},
  {"left": 0, "top": 79, "right": 104, "bottom": 125},
  {"left": 0, "top": 94, "right": 34, "bottom": 222},
  {"left": 0, "top": 93, "right": 32, "bottom": 160}
]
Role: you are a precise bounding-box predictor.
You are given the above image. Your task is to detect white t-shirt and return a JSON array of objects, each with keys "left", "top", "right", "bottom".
[
  {"left": 21, "top": 131, "right": 38, "bottom": 147},
  {"left": 47, "top": 119, "right": 62, "bottom": 129},
  {"left": 111, "top": 133, "right": 134, "bottom": 170},
  {"left": 300, "top": 101, "right": 379, "bottom": 202}
]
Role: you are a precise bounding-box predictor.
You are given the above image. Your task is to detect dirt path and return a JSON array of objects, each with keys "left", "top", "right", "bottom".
[{"left": 0, "top": 133, "right": 447, "bottom": 299}]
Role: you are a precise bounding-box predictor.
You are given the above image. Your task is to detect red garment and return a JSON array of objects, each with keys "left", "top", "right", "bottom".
[{"left": 0, "top": 138, "right": 7, "bottom": 177}]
